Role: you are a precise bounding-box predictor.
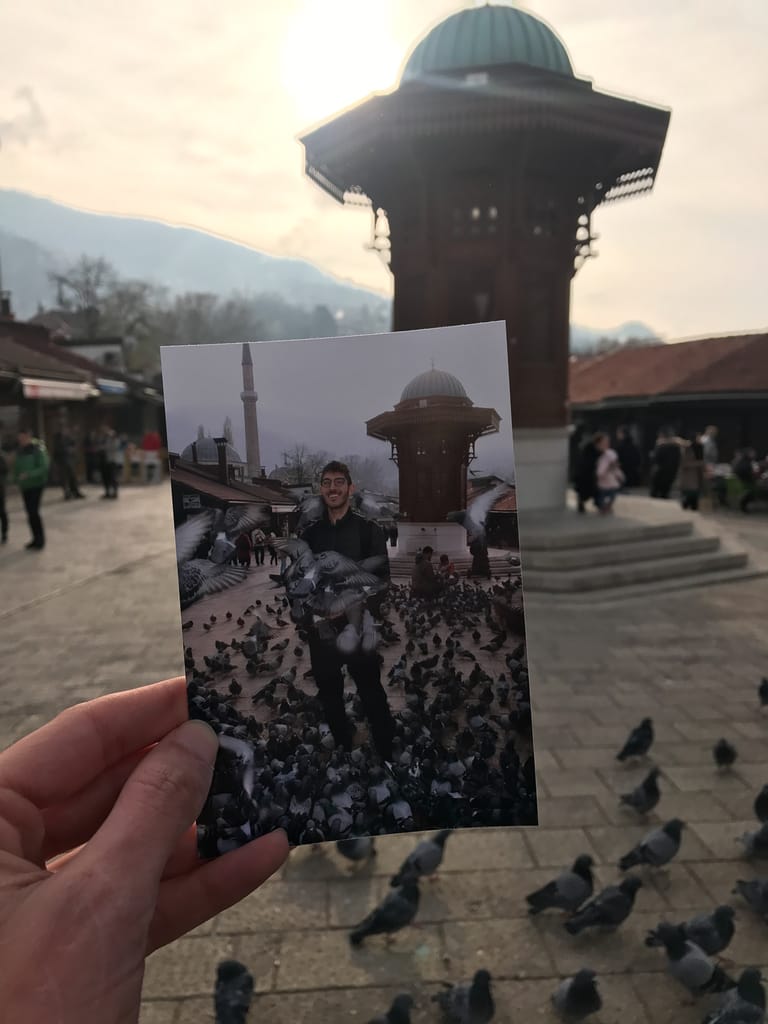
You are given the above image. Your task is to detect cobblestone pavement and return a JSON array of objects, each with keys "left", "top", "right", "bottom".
[{"left": 1, "top": 484, "right": 767, "bottom": 1023}]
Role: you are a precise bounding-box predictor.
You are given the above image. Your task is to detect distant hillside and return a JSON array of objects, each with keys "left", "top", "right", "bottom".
[
  {"left": 0, "top": 189, "right": 390, "bottom": 319},
  {"left": 0, "top": 190, "right": 659, "bottom": 349}
]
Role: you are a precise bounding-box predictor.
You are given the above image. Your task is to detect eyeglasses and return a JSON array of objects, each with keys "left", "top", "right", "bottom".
[{"left": 320, "top": 478, "right": 348, "bottom": 488}]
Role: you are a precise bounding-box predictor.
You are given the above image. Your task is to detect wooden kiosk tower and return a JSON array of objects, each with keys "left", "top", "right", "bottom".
[{"left": 300, "top": 4, "right": 670, "bottom": 510}]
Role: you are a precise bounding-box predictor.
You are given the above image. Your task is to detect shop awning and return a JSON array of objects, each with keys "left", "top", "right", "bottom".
[
  {"left": 97, "top": 378, "right": 128, "bottom": 395},
  {"left": 21, "top": 377, "right": 96, "bottom": 401}
]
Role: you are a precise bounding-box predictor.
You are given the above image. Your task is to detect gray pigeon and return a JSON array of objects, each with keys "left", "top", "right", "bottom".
[
  {"left": 564, "top": 876, "right": 642, "bottom": 935},
  {"left": 732, "top": 878, "right": 768, "bottom": 920},
  {"left": 551, "top": 968, "right": 602, "bottom": 1019},
  {"left": 620, "top": 768, "right": 661, "bottom": 815},
  {"left": 616, "top": 717, "right": 654, "bottom": 761},
  {"left": 337, "top": 836, "right": 376, "bottom": 862},
  {"left": 738, "top": 823, "right": 768, "bottom": 859},
  {"left": 349, "top": 879, "right": 420, "bottom": 945},
  {"left": 175, "top": 511, "right": 248, "bottom": 608},
  {"left": 754, "top": 784, "right": 768, "bottom": 824},
  {"left": 391, "top": 829, "right": 452, "bottom": 886},
  {"left": 526, "top": 854, "right": 594, "bottom": 915},
  {"left": 214, "top": 960, "right": 254, "bottom": 1024},
  {"left": 703, "top": 968, "right": 765, "bottom": 1024},
  {"left": 368, "top": 993, "right": 415, "bottom": 1024},
  {"left": 646, "top": 906, "right": 735, "bottom": 956},
  {"left": 619, "top": 818, "right": 685, "bottom": 871},
  {"left": 433, "top": 969, "right": 494, "bottom": 1023},
  {"left": 651, "top": 923, "right": 735, "bottom": 996}
]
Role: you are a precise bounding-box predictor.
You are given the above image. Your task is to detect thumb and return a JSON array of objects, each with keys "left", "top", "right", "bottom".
[{"left": 82, "top": 719, "right": 219, "bottom": 888}]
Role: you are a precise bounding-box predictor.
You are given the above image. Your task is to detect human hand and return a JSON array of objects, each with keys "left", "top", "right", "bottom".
[{"left": 0, "top": 676, "right": 288, "bottom": 1023}]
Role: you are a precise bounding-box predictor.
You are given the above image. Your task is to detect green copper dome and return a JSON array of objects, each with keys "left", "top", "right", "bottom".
[{"left": 401, "top": 4, "right": 573, "bottom": 83}]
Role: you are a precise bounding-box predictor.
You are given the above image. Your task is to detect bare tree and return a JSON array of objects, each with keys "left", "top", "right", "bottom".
[
  {"left": 279, "top": 444, "right": 329, "bottom": 485},
  {"left": 49, "top": 256, "right": 117, "bottom": 339}
]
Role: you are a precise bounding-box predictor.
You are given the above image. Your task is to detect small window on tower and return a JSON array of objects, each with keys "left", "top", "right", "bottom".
[{"left": 418, "top": 399, "right": 428, "bottom": 408}]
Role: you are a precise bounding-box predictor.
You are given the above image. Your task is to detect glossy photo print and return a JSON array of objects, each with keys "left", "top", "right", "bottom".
[{"left": 160, "top": 322, "right": 537, "bottom": 854}]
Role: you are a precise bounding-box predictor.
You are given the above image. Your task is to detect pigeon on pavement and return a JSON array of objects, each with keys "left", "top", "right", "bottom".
[
  {"left": 755, "top": 785, "right": 768, "bottom": 824},
  {"left": 551, "top": 968, "right": 602, "bottom": 1019},
  {"left": 433, "top": 969, "right": 495, "bottom": 1023},
  {"left": 619, "top": 818, "right": 685, "bottom": 871},
  {"left": 738, "top": 824, "right": 768, "bottom": 859},
  {"left": 564, "top": 877, "right": 643, "bottom": 935},
  {"left": 616, "top": 717, "right": 654, "bottom": 762},
  {"left": 732, "top": 879, "right": 768, "bottom": 921},
  {"left": 349, "top": 879, "right": 420, "bottom": 945},
  {"left": 337, "top": 837, "right": 376, "bottom": 862},
  {"left": 645, "top": 906, "right": 736, "bottom": 957},
  {"left": 368, "top": 993, "right": 415, "bottom": 1024},
  {"left": 650, "top": 922, "right": 735, "bottom": 996},
  {"left": 391, "top": 829, "right": 452, "bottom": 886},
  {"left": 714, "top": 738, "right": 738, "bottom": 770},
  {"left": 703, "top": 967, "right": 765, "bottom": 1024},
  {"left": 526, "top": 855, "right": 594, "bottom": 915},
  {"left": 214, "top": 960, "right": 254, "bottom": 1024},
  {"left": 620, "top": 767, "right": 661, "bottom": 815}
]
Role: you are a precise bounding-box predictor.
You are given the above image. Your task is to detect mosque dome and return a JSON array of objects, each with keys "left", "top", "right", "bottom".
[
  {"left": 401, "top": 4, "right": 573, "bottom": 84},
  {"left": 400, "top": 368, "right": 470, "bottom": 403},
  {"left": 181, "top": 437, "right": 244, "bottom": 464}
]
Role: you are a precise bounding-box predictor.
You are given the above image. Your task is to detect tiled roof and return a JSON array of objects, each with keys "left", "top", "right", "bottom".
[
  {"left": 467, "top": 482, "right": 517, "bottom": 513},
  {"left": 569, "top": 332, "right": 768, "bottom": 406},
  {"left": 0, "top": 333, "right": 91, "bottom": 382},
  {"left": 171, "top": 462, "right": 287, "bottom": 506}
]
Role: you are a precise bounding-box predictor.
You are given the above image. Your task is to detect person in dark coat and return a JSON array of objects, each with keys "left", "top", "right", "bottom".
[
  {"left": 0, "top": 449, "right": 8, "bottom": 544},
  {"left": 615, "top": 426, "right": 642, "bottom": 488},
  {"left": 411, "top": 546, "right": 443, "bottom": 597},
  {"left": 679, "top": 434, "right": 705, "bottom": 510},
  {"left": 573, "top": 435, "right": 601, "bottom": 513},
  {"left": 52, "top": 425, "right": 85, "bottom": 500},
  {"left": 301, "top": 460, "right": 395, "bottom": 760},
  {"left": 649, "top": 428, "right": 682, "bottom": 499},
  {"left": 733, "top": 448, "right": 757, "bottom": 513}
]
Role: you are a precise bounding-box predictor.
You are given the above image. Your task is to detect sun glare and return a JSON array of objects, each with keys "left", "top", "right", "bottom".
[{"left": 281, "top": 0, "right": 404, "bottom": 124}]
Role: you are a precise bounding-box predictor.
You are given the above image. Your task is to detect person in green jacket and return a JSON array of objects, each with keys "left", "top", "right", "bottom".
[{"left": 13, "top": 427, "right": 49, "bottom": 549}]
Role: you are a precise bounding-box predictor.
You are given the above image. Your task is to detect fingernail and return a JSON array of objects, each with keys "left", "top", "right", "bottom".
[{"left": 178, "top": 718, "right": 219, "bottom": 757}]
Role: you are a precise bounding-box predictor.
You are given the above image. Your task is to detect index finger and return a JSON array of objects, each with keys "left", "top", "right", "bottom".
[{"left": 0, "top": 676, "right": 188, "bottom": 808}]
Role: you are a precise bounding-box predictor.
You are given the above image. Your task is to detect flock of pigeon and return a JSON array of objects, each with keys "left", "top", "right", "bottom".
[
  {"left": 185, "top": 570, "right": 535, "bottom": 852},
  {"left": 208, "top": 684, "right": 768, "bottom": 1024}
]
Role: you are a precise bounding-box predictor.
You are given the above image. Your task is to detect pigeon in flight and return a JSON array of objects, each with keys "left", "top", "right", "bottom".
[
  {"left": 175, "top": 511, "right": 246, "bottom": 609},
  {"left": 208, "top": 503, "right": 270, "bottom": 564},
  {"left": 446, "top": 482, "right": 510, "bottom": 545}
]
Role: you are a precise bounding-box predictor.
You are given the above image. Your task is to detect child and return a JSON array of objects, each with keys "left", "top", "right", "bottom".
[{"left": 595, "top": 433, "right": 625, "bottom": 514}]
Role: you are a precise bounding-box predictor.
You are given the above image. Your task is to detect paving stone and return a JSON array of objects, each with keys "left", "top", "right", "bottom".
[
  {"left": 538, "top": 910, "right": 662, "bottom": 975},
  {"left": 629, "top": 971, "right": 717, "bottom": 1024},
  {"left": 276, "top": 925, "right": 445, "bottom": 988},
  {"left": 442, "top": 917, "right": 555, "bottom": 979},
  {"left": 536, "top": 768, "right": 613, "bottom": 800},
  {"left": 143, "top": 936, "right": 275, "bottom": 998},
  {"left": 550, "top": 746, "right": 617, "bottom": 770},
  {"left": 440, "top": 826, "right": 534, "bottom": 871},
  {"left": 583, "top": 823, "right": 713, "bottom": 866},
  {"left": 687, "top": 859, "right": 765, "bottom": 907},
  {"left": 526, "top": 828, "right": 599, "bottom": 868},
  {"left": 215, "top": 881, "right": 328, "bottom": 932},
  {"left": 138, "top": 1003, "right": 179, "bottom": 1024},
  {"left": 536, "top": 795, "right": 608, "bottom": 828},
  {"left": 328, "top": 877, "right": 388, "bottom": 927},
  {"left": 660, "top": 765, "right": 751, "bottom": 794},
  {"left": 688, "top": 819, "right": 759, "bottom": 860}
]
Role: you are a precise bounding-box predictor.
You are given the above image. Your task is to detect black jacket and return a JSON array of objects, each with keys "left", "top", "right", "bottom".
[{"left": 302, "top": 507, "right": 390, "bottom": 581}]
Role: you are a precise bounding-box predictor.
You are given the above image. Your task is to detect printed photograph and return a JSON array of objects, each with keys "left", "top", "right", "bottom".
[{"left": 160, "top": 321, "right": 536, "bottom": 853}]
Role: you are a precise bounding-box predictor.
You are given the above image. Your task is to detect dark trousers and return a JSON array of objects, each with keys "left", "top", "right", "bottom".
[
  {"left": 681, "top": 489, "right": 700, "bottom": 511},
  {"left": 0, "top": 484, "right": 7, "bottom": 540},
  {"left": 22, "top": 487, "right": 44, "bottom": 545},
  {"left": 101, "top": 459, "right": 119, "bottom": 497},
  {"left": 308, "top": 632, "right": 395, "bottom": 758},
  {"left": 650, "top": 473, "right": 675, "bottom": 499},
  {"left": 56, "top": 458, "right": 82, "bottom": 498},
  {"left": 268, "top": 546, "right": 278, "bottom": 565},
  {"left": 254, "top": 545, "right": 265, "bottom": 565}
]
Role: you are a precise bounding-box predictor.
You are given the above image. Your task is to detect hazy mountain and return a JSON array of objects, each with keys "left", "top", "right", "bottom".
[
  {"left": 0, "top": 190, "right": 658, "bottom": 348},
  {"left": 0, "top": 189, "right": 389, "bottom": 319}
]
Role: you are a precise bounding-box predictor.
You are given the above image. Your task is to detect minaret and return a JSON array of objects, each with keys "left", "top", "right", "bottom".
[{"left": 240, "top": 342, "right": 261, "bottom": 480}]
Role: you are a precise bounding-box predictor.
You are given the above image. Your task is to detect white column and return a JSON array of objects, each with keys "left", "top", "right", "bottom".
[{"left": 513, "top": 427, "right": 569, "bottom": 511}]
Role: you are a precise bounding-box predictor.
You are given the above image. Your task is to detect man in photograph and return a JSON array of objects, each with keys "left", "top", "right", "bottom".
[{"left": 301, "top": 460, "right": 395, "bottom": 760}]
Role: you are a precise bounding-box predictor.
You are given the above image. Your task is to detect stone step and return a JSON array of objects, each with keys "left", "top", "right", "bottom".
[
  {"left": 521, "top": 519, "right": 693, "bottom": 552},
  {"left": 523, "top": 549, "right": 749, "bottom": 593},
  {"left": 525, "top": 534, "right": 720, "bottom": 571}
]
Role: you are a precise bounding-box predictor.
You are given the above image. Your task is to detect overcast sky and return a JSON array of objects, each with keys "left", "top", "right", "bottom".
[
  {"left": 1, "top": 1, "right": 766, "bottom": 339},
  {"left": 160, "top": 322, "right": 515, "bottom": 479}
]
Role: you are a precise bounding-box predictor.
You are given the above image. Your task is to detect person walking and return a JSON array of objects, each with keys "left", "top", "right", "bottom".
[
  {"left": 13, "top": 427, "right": 49, "bottom": 550},
  {"left": 679, "top": 434, "right": 705, "bottom": 511},
  {"left": 301, "top": 460, "right": 395, "bottom": 760},
  {"left": 267, "top": 531, "right": 279, "bottom": 565},
  {"left": 0, "top": 448, "right": 8, "bottom": 545},
  {"left": 573, "top": 433, "right": 600, "bottom": 513},
  {"left": 52, "top": 423, "right": 85, "bottom": 500},
  {"left": 733, "top": 448, "right": 758, "bottom": 513},
  {"left": 251, "top": 527, "right": 266, "bottom": 566},
  {"left": 615, "top": 426, "right": 642, "bottom": 488},
  {"left": 594, "top": 433, "right": 625, "bottom": 514},
  {"left": 649, "top": 428, "right": 682, "bottom": 499},
  {"left": 99, "top": 428, "right": 123, "bottom": 499},
  {"left": 234, "top": 529, "right": 253, "bottom": 567}
]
